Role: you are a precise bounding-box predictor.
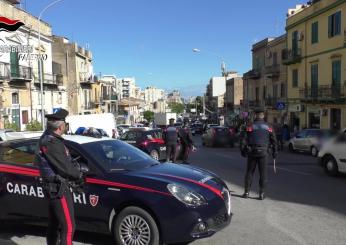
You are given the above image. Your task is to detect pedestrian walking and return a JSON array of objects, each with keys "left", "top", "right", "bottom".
[
  {"left": 163, "top": 118, "right": 179, "bottom": 163},
  {"left": 240, "top": 107, "right": 278, "bottom": 200},
  {"left": 35, "top": 109, "right": 83, "bottom": 245},
  {"left": 178, "top": 121, "right": 195, "bottom": 163}
]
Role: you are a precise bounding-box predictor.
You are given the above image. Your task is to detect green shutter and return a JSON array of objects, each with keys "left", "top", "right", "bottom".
[
  {"left": 328, "top": 15, "right": 332, "bottom": 37},
  {"left": 335, "top": 11, "right": 341, "bottom": 35},
  {"left": 311, "top": 64, "right": 318, "bottom": 97},
  {"left": 10, "top": 51, "right": 19, "bottom": 77},
  {"left": 311, "top": 22, "right": 318, "bottom": 44}
]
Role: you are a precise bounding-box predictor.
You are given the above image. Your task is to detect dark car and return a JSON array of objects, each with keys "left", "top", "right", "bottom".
[
  {"left": 190, "top": 123, "right": 203, "bottom": 135},
  {"left": 0, "top": 135, "right": 232, "bottom": 245},
  {"left": 120, "top": 128, "right": 167, "bottom": 161},
  {"left": 202, "top": 126, "right": 235, "bottom": 147}
]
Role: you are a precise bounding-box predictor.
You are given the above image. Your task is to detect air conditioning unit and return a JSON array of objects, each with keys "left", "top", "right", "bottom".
[{"left": 298, "top": 31, "right": 304, "bottom": 41}]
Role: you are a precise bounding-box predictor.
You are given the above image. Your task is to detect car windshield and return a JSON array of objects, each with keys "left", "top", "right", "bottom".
[{"left": 81, "top": 140, "right": 159, "bottom": 172}]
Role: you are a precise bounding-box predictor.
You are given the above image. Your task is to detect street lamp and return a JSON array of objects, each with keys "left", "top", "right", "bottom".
[
  {"left": 38, "top": 0, "right": 64, "bottom": 130},
  {"left": 192, "top": 48, "right": 229, "bottom": 124}
]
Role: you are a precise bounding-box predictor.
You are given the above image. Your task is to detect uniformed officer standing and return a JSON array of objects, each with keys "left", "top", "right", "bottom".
[
  {"left": 35, "top": 109, "right": 83, "bottom": 245},
  {"left": 240, "top": 107, "right": 277, "bottom": 200},
  {"left": 178, "top": 121, "right": 195, "bottom": 163},
  {"left": 164, "top": 118, "right": 178, "bottom": 162}
]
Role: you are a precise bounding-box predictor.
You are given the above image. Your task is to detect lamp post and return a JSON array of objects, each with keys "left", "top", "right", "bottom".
[
  {"left": 192, "top": 48, "right": 228, "bottom": 124},
  {"left": 38, "top": 0, "right": 64, "bottom": 130}
]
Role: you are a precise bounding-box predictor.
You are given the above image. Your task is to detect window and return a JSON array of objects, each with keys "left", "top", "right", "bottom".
[
  {"left": 10, "top": 51, "right": 19, "bottom": 77},
  {"left": 292, "top": 69, "right": 298, "bottom": 87},
  {"left": 273, "top": 84, "right": 278, "bottom": 98},
  {"left": 22, "top": 110, "right": 28, "bottom": 124},
  {"left": 280, "top": 83, "right": 286, "bottom": 98},
  {"left": 0, "top": 141, "right": 37, "bottom": 166},
  {"left": 255, "top": 87, "right": 259, "bottom": 101},
  {"left": 332, "top": 60, "right": 341, "bottom": 86},
  {"left": 328, "top": 11, "right": 341, "bottom": 38},
  {"left": 262, "top": 86, "right": 266, "bottom": 99},
  {"left": 311, "top": 21, "right": 318, "bottom": 44},
  {"left": 311, "top": 64, "right": 319, "bottom": 97},
  {"left": 273, "top": 52, "right": 278, "bottom": 65},
  {"left": 12, "top": 92, "right": 19, "bottom": 104}
]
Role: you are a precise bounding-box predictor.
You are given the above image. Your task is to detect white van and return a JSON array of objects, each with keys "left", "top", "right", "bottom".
[
  {"left": 318, "top": 129, "right": 346, "bottom": 176},
  {"left": 66, "top": 113, "right": 118, "bottom": 138}
]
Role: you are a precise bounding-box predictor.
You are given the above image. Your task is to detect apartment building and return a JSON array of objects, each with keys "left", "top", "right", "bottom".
[
  {"left": 0, "top": 0, "right": 66, "bottom": 129},
  {"left": 285, "top": 0, "right": 346, "bottom": 130},
  {"left": 52, "top": 36, "right": 95, "bottom": 115}
]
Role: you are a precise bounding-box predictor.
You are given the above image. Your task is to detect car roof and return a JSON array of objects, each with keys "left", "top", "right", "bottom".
[{"left": 63, "top": 134, "right": 112, "bottom": 144}]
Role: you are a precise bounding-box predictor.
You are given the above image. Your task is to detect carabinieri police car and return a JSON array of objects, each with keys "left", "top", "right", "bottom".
[{"left": 0, "top": 135, "right": 232, "bottom": 245}]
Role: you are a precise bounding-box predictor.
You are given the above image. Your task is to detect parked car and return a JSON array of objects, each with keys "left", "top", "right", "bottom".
[
  {"left": 318, "top": 129, "right": 346, "bottom": 176},
  {"left": 0, "top": 135, "right": 232, "bottom": 245},
  {"left": 202, "top": 126, "right": 235, "bottom": 147},
  {"left": 0, "top": 130, "right": 42, "bottom": 141},
  {"left": 120, "top": 128, "right": 166, "bottom": 161},
  {"left": 190, "top": 123, "right": 203, "bottom": 136},
  {"left": 288, "top": 129, "right": 337, "bottom": 157},
  {"left": 117, "top": 124, "right": 131, "bottom": 136}
]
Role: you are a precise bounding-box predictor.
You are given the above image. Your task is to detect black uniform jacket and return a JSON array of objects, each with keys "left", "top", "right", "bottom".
[{"left": 38, "top": 130, "right": 81, "bottom": 181}]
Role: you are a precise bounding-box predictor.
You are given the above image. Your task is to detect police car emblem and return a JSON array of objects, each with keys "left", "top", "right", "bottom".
[{"left": 89, "top": 194, "right": 99, "bottom": 207}]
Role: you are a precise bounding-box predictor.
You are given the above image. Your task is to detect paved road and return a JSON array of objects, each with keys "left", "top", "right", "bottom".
[{"left": 1, "top": 135, "right": 346, "bottom": 245}]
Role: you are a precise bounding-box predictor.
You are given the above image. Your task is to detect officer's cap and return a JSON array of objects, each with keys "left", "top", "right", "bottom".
[
  {"left": 45, "top": 108, "right": 69, "bottom": 121},
  {"left": 169, "top": 118, "right": 175, "bottom": 122},
  {"left": 254, "top": 107, "right": 265, "bottom": 113}
]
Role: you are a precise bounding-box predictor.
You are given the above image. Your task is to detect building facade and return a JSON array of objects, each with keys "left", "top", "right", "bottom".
[
  {"left": 0, "top": 0, "right": 67, "bottom": 130},
  {"left": 286, "top": 0, "right": 346, "bottom": 130},
  {"left": 52, "top": 36, "right": 96, "bottom": 115}
]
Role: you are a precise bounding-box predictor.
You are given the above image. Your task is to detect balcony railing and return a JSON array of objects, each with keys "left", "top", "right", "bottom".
[
  {"left": 79, "top": 72, "right": 95, "bottom": 84},
  {"left": 33, "top": 73, "right": 61, "bottom": 85},
  {"left": 299, "top": 85, "right": 346, "bottom": 102},
  {"left": 10, "top": 65, "right": 32, "bottom": 82},
  {"left": 0, "top": 62, "right": 10, "bottom": 80},
  {"left": 282, "top": 48, "right": 302, "bottom": 65},
  {"left": 244, "top": 69, "right": 261, "bottom": 79},
  {"left": 264, "top": 65, "right": 280, "bottom": 78}
]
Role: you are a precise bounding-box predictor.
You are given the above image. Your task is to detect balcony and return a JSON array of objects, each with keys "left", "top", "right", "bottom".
[
  {"left": 79, "top": 72, "right": 95, "bottom": 85},
  {"left": 265, "top": 65, "right": 280, "bottom": 78},
  {"left": 0, "top": 62, "right": 10, "bottom": 80},
  {"left": 244, "top": 69, "right": 261, "bottom": 80},
  {"left": 282, "top": 48, "right": 302, "bottom": 65},
  {"left": 248, "top": 100, "right": 262, "bottom": 108},
  {"left": 34, "top": 73, "right": 60, "bottom": 85},
  {"left": 299, "top": 85, "right": 346, "bottom": 103},
  {"left": 9, "top": 65, "right": 32, "bottom": 82},
  {"left": 265, "top": 97, "right": 286, "bottom": 108}
]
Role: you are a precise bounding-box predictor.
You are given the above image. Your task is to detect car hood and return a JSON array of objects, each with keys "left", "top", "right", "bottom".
[{"left": 131, "top": 163, "right": 228, "bottom": 197}]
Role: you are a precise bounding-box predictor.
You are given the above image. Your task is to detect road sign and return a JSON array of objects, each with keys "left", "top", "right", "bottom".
[
  {"left": 53, "top": 107, "right": 61, "bottom": 114},
  {"left": 276, "top": 102, "right": 285, "bottom": 110}
]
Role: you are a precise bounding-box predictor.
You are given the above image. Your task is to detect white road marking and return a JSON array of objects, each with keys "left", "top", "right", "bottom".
[
  {"left": 275, "top": 167, "right": 312, "bottom": 176},
  {"left": 213, "top": 152, "right": 313, "bottom": 176}
]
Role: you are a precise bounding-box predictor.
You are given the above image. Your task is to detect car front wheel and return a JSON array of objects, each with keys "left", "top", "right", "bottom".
[
  {"left": 323, "top": 156, "right": 339, "bottom": 176},
  {"left": 114, "top": 206, "right": 161, "bottom": 245}
]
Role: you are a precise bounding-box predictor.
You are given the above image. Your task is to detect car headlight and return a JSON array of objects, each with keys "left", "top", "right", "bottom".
[{"left": 167, "top": 184, "right": 207, "bottom": 207}]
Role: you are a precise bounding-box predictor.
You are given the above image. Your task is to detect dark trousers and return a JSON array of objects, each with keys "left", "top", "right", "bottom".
[
  {"left": 47, "top": 191, "right": 75, "bottom": 245},
  {"left": 166, "top": 144, "right": 177, "bottom": 162},
  {"left": 244, "top": 156, "right": 267, "bottom": 193},
  {"left": 180, "top": 143, "right": 191, "bottom": 162}
]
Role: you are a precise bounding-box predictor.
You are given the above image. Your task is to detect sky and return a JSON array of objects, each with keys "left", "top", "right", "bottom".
[{"left": 22, "top": 0, "right": 304, "bottom": 97}]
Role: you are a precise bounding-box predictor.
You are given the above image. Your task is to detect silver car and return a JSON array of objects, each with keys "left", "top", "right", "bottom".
[{"left": 288, "top": 129, "right": 336, "bottom": 157}]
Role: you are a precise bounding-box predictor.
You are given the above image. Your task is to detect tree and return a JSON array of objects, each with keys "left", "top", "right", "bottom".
[
  {"left": 143, "top": 110, "right": 154, "bottom": 122},
  {"left": 168, "top": 102, "right": 184, "bottom": 114}
]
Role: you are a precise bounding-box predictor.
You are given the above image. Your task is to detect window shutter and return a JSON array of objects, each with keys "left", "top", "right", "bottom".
[{"left": 328, "top": 15, "right": 332, "bottom": 37}]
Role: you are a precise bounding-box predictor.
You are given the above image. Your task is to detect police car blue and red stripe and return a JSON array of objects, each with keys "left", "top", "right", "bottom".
[{"left": 0, "top": 135, "right": 232, "bottom": 245}]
